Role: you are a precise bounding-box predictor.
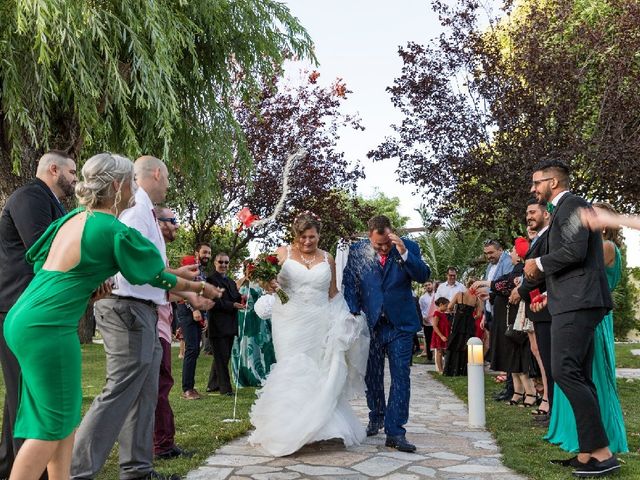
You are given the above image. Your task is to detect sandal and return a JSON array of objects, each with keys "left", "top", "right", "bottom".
[
  {"left": 494, "top": 374, "right": 507, "bottom": 383},
  {"left": 531, "top": 399, "right": 549, "bottom": 415},
  {"left": 522, "top": 393, "right": 539, "bottom": 407},
  {"left": 507, "top": 392, "right": 524, "bottom": 405}
]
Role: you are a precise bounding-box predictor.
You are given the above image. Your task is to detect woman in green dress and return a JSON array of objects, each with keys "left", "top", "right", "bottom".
[
  {"left": 231, "top": 266, "right": 276, "bottom": 387},
  {"left": 3, "top": 153, "right": 222, "bottom": 480},
  {"left": 545, "top": 202, "right": 628, "bottom": 454}
]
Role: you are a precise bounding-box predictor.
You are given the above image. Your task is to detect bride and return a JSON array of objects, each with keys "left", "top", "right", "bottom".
[{"left": 249, "top": 211, "right": 370, "bottom": 457}]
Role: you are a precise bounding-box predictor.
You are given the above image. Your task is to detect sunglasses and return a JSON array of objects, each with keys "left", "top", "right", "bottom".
[
  {"left": 217, "top": 260, "right": 229, "bottom": 265},
  {"left": 158, "top": 217, "right": 178, "bottom": 225}
]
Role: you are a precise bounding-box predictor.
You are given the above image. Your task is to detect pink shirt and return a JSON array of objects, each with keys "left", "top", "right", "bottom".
[{"left": 157, "top": 303, "right": 173, "bottom": 343}]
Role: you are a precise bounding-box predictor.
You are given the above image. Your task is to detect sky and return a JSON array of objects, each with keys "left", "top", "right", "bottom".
[{"left": 283, "top": 0, "right": 640, "bottom": 266}]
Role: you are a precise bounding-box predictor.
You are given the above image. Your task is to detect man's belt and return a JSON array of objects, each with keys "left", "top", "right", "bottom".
[{"left": 106, "top": 294, "right": 157, "bottom": 309}]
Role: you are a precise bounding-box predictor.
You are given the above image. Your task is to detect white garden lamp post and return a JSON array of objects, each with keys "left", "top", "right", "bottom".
[{"left": 467, "top": 337, "right": 486, "bottom": 428}]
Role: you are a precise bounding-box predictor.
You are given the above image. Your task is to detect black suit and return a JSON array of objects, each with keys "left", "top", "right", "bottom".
[
  {"left": 0, "top": 178, "right": 65, "bottom": 477},
  {"left": 539, "top": 192, "right": 612, "bottom": 453},
  {"left": 206, "top": 271, "right": 241, "bottom": 394},
  {"left": 517, "top": 228, "right": 554, "bottom": 408}
]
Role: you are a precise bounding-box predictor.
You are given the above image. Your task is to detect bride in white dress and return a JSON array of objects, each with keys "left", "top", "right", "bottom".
[{"left": 249, "top": 212, "right": 370, "bottom": 457}]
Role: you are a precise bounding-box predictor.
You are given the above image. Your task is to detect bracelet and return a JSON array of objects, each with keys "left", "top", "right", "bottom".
[{"left": 197, "top": 280, "right": 206, "bottom": 296}]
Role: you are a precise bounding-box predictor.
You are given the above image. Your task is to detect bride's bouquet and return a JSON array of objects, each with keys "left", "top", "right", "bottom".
[{"left": 247, "top": 253, "right": 289, "bottom": 304}]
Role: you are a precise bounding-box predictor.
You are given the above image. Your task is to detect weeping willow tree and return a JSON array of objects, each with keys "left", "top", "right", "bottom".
[{"left": 0, "top": 0, "right": 315, "bottom": 205}]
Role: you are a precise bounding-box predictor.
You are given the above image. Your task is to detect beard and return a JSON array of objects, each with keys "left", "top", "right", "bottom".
[{"left": 57, "top": 175, "right": 76, "bottom": 198}]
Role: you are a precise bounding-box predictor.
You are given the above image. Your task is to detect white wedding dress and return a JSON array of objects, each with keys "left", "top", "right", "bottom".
[{"left": 249, "top": 249, "right": 369, "bottom": 457}]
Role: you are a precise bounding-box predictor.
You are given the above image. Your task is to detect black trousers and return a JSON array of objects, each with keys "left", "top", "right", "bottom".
[
  {"left": 534, "top": 321, "right": 554, "bottom": 409},
  {"left": 207, "top": 336, "right": 235, "bottom": 394},
  {"left": 177, "top": 304, "right": 201, "bottom": 392},
  {"left": 422, "top": 326, "right": 433, "bottom": 360},
  {"left": 551, "top": 308, "right": 608, "bottom": 453}
]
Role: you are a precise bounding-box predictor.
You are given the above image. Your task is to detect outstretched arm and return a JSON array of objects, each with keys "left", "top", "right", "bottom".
[{"left": 328, "top": 253, "right": 339, "bottom": 299}]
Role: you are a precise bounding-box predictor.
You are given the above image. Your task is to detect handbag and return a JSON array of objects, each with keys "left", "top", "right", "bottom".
[{"left": 504, "top": 304, "right": 528, "bottom": 344}]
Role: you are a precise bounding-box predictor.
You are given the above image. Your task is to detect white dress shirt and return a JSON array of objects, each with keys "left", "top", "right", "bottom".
[
  {"left": 535, "top": 191, "right": 568, "bottom": 272},
  {"left": 435, "top": 281, "right": 466, "bottom": 301},
  {"left": 112, "top": 188, "right": 168, "bottom": 305}
]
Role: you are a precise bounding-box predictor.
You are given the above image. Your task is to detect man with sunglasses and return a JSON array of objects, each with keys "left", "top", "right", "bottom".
[{"left": 206, "top": 253, "right": 243, "bottom": 395}]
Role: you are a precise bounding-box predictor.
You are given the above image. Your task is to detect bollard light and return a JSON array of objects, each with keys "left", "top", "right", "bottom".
[{"left": 467, "top": 337, "right": 486, "bottom": 428}]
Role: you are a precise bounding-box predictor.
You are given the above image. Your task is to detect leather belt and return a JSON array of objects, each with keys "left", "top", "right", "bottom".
[{"left": 106, "top": 294, "right": 157, "bottom": 309}]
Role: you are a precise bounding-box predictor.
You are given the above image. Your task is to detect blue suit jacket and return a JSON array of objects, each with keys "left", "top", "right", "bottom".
[{"left": 342, "top": 238, "right": 430, "bottom": 333}]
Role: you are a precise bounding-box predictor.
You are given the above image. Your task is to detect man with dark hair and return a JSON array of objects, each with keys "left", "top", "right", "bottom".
[
  {"left": 179, "top": 242, "right": 212, "bottom": 400},
  {"left": 482, "top": 238, "right": 514, "bottom": 401},
  {"left": 153, "top": 207, "right": 192, "bottom": 460},
  {"left": 0, "top": 150, "right": 77, "bottom": 478},
  {"left": 525, "top": 160, "right": 618, "bottom": 476},
  {"left": 435, "top": 266, "right": 465, "bottom": 301},
  {"left": 514, "top": 198, "right": 553, "bottom": 424},
  {"left": 206, "top": 252, "right": 243, "bottom": 395},
  {"left": 343, "top": 215, "right": 430, "bottom": 452}
]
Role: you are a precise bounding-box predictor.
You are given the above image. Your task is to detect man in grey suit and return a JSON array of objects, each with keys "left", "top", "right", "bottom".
[{"left": 525, "top": 160, "right": 618, "bottom": 478}]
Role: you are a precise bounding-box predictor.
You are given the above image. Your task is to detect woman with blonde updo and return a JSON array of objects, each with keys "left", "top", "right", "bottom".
[
  {"left": 3, "top": 153, "right": 222, "bottom": 480},
  {"left": 249, "top": 211, "right": 370, "bottom": 456}
]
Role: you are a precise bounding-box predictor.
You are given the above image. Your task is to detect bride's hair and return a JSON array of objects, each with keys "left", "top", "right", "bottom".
[{"left": 292, "top": 211, "right": 322, "bottom": 237}]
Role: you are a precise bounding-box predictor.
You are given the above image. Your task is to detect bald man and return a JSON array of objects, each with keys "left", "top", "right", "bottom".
[
  {"left": 71, "top": 156, "right": 205, "bottom": 480},
  {"left": 0, "top": 150, "right": 76, "bottom": 478}
]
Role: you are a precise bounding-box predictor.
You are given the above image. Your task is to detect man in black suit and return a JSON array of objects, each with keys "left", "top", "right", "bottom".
[
  {"left": 206, "top": 252, "right": 242, "bottom": 395},
  {"left": 0, "top": 150, "right": 77, "bottom": 477},
  {"left": 514, "top": 199, "right": 553, "bottom": 423},
  {"left": 524, "top": 160, "right": 618, "bottom": 477}
]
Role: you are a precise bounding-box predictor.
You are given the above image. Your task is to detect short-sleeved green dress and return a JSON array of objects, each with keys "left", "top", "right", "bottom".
[{"left": 3, "top": 208, "right": 177, "bottom": 441}]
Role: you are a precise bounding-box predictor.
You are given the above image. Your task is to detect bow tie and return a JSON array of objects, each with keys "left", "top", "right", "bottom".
[{"left": 546, "top": 202, "right": 555, "bottom": 214}]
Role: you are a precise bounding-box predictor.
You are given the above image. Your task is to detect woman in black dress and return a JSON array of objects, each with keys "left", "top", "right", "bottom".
[
  {"left": 473, "top": 238, "right": 538, "bottom": 406},
  {"left": 443, "top": 279, "right": 483, "bottom": 376}
]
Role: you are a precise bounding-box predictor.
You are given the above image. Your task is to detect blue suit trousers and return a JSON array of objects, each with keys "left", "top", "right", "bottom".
[{"left": 365, "top": 316, "right": 414, "bottom": 437}]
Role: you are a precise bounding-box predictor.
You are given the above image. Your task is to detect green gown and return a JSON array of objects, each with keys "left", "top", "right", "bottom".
[
  {"left": 3, "top": 208, "right": 177, "bottom": 441},
  {"left": 545, "top": 244, "right": 628, "bottom": 453},
  {"left": 231, "top": 283, "right": 276, "bottom": 387}
]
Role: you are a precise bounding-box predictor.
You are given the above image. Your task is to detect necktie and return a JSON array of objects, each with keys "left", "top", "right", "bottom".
[
  {"left": 546, "top": 202, "right": 555, "bottom": 214},
  {"left": 379, "top": 254, "right": 387, "bottom": 267}
]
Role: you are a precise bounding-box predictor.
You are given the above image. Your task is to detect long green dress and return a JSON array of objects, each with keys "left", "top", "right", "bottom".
[
  {"left": 3, "top": 208, "right": 177, "bottom": 441},
  {"left": 231, "top": 283, "right": 276, "bottom": 387},
  {"left": 545, "top": 244, "right": 628, "bottom": 453}
]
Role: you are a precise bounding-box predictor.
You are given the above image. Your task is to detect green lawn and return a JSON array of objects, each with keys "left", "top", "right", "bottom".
[
  {"left": 432, "top": 372, "right": 640, "bottom": 479},
  {"left": 1, "top": 343, "right": 254, "bottom": 480},
  {"left": 615, "top": 343, "right": 640, "bottom": 368}
]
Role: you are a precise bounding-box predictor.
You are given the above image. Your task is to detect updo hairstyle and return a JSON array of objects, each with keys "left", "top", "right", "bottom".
[
  {"left": 291, "top": 211, "right": 322, "bottom": 238},
  {"left": 75, "top": 153, "right": 135, "bottom": 211}
]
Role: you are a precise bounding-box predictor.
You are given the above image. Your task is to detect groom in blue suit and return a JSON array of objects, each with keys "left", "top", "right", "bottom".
[{"left": 343, "top": 215, "right": 429, "bottom": 453}]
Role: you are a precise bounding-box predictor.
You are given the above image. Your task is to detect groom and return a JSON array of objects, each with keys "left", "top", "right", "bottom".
[{"left": 343, "top": 215, "right": 429, "bottom": 453}]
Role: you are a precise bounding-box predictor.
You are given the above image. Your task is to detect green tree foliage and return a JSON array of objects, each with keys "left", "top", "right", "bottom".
[
  {"left": 370, "top": 0, "right": 640, "bottom": 230},
  {"left": 415, "top": 217, "right": 492, "bottom": 282},
  {"left": 612, "top": 247, "right": 640, "bottom": 339},
  {"left": 0, "top": 0, "right": 314, "bottom": 203}
]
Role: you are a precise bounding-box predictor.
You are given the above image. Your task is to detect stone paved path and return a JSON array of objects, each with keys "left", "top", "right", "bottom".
[{"left": 186, "top": 364, "right": 526, "bottom": 479}]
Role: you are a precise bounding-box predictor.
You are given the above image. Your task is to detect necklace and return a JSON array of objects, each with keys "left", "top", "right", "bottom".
[{"left": 298, "top": 250, "right": 317, "bottom": 267}]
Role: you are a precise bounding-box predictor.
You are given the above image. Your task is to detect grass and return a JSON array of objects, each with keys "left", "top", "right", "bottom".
[
  {"left": 615, "top": 343, "right": 640, "bottom": 368},
  {"left": 431, "top": 371, "right": 640, "bottom": 479},
  {"left": 1, "top": 343, "right": 254, "bottom": 480}
]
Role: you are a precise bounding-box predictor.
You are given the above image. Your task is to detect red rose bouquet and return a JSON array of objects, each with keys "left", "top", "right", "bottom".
[{"left": 247, "top": 253, "right": 289, "bottom": 304}]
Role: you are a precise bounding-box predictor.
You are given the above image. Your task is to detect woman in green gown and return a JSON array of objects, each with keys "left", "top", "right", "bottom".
[
  {"left": 231, "top": 272, "right": 276, "bottom": 387},
  {"left": 3, "top": 153, "right": 222, "bottom": 480},
  {"left": 545, "top": 202, "right": 628, "bottom": 454}
]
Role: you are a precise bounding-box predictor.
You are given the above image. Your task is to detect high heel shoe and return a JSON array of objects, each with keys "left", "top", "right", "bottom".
[
  {"left": 522, "top": 393, "right": 539, "bottom": 407},
  {"left": 507, "top": 392, "right": 524, "bottom": 405},
  {"left": 531, "top": 398, "right": 549, "bottom": 416}
]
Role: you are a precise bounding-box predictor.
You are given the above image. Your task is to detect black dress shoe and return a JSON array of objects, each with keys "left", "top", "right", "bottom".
[
  {"left": 493, "top": 391, "right": 511, "bottom": 402},
  {"left": 366, "top": 422, "right": 383, "bottom": 437},
  {"left": 550, "top": 456, "right": 583, "bottom": 468},
  {"left": 132, "top": 470, "right": 180, "bottom": 480},
  {"left": 385, "top": 435, "right": 417, "bottom": 453},
  {"left": 572, "top": 456, "right": 620, "bottom": 477},
  {"left": 206, "top": 387, "right": 219, "bottom": 393},
  {"left": 155, "top": 445, "right": 194, "bottom": 460}
]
